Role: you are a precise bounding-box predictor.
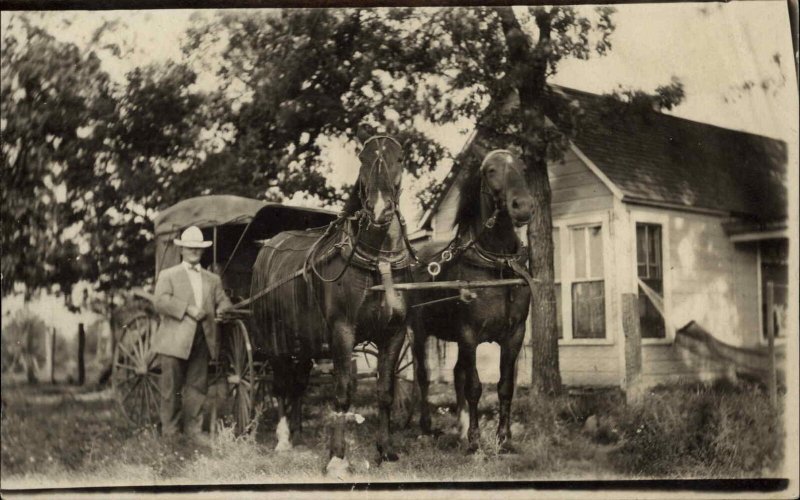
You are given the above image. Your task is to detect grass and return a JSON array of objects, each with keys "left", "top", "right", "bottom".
[
  {"left": 0, "top": 377, "right": 786, "bottom": 488},
  {"left": 608, "top": 379, "right": 785, "bottom": 478}
]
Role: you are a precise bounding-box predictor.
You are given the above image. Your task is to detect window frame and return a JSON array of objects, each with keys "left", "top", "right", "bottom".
[
  {"left": 636, "top": 222, "right": 667, "bottom": 340},
  {"left": 631, "top": 211, "right": 673, "bottom": 345},
  {"left": 757, "top": 239, "right": 789, "bottom": 346},
  {"left": 554, "top": 213, "right": 613, "bottom": 346}
]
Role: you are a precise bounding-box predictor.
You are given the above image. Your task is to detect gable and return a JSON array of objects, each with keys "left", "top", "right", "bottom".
[{"left": 550, "top": 147, "right": 614, "bottom": 217}]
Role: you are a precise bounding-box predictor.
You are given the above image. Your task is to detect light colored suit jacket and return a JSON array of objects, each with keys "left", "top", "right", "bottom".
[{"left": 153, "top": 264, "right": 233, "bottom": 360}]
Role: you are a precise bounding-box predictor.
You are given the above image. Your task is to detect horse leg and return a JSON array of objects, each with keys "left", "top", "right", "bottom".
[
  {"left": 459, "top": 342, "right": 482, "bottom": 453},
  {"left": 376, "top": 329, "right": 404, "bottom": 463},
  {"left": 326, "top": 321, "right": 355, "bottom": 476},
  {"left": 453, "top": 353, "right": 468, "bottom": 440},
  {"left": 411, "top": 327, "right": 434, "bottom": 435},
  {"left": 289, "top": 356, "right": 312, "bottom": 446},
  {"left": 497, "top": 326, "right": 524, "bottom": 452},
  {"left": 272, "top": 357, "right": 293, "bottom": 452}
]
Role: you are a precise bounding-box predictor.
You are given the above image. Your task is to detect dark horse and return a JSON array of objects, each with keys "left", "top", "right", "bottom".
[
  {"left": 410, "top": 149, "right": 534, "bottom": 452},
  {"left": 250, "top": 136, "right": 414, "bottom": 475}
]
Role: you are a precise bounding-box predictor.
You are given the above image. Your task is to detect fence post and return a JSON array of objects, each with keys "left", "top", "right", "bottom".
[
  {"left": 44, "top": 327, "right": 55, "bottom": 383},
  {"left": 77, "top": 323, "right": 86, "bottom": 386},
  {"left": 766, "top": 282, "right": 777, "bottom": 408},
  {"left": 622, "top": 293, "right": 643, "bottom": 403}
]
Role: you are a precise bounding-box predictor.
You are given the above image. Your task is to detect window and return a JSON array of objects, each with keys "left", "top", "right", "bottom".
[
  {"left": 571, "top": 225, "right": 605, "bottom": 339},
  {"left": 761, "top": 240, "right": 788, "bottom": 339},
  {"left": 553, "top": 228, "right": 562, "bottom": 339},
  {"left": 636, "top": 224, "right": 665, "bottom": 339}
]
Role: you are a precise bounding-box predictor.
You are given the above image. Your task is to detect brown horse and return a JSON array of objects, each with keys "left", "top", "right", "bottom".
[
  {"left": 410, "top": 149, "right": 533, "bottom": 452},
  {"left": 250, "top": 136, "right": 414, "bottom": 475}
]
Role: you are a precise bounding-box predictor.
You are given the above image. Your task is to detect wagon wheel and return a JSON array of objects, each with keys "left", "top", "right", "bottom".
[
  {"left": 220, "top": 319, "right": 255, "bottom": 434},
  {"left": 111, "top": 312, "right": 161, "bottom": 427}
]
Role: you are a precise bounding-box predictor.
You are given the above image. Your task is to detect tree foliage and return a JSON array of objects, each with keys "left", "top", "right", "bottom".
[
  {"left": 2, "top": 15, "right": 210, "bottom": 297},
  {"left": 1, "top": 16, "right": 115, "bottom": 298}
]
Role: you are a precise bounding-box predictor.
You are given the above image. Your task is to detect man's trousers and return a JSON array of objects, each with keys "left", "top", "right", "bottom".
[{"left": 159, "top": 325, "right": 209, "bottom": 436}]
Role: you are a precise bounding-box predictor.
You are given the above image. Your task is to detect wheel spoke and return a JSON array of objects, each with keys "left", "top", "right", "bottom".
[
  {"left": 397, "top": 360, "right": 413, "bottom": 374},
  {"left": 116, "top": 341, "right": 137, "bottom": 364},
  {"left": 114, "top": 362, "right": 140, "bottom": 373},
  {"left": 397, "top": 340, "right": 410, "bottom": 368},
  {"left": 144, "top": 379, "right": 158, "bottom": 423},
  {"left": 115, "top": 374, "right": 138, "bottom": 389},
  {"left": 142, "top": 378, "right": 151, "bottom": 424},
  {"left": 122, "top": 377, "right": 143, "bottom": 404}
]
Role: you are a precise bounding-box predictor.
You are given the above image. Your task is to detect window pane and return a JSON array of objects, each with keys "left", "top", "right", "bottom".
[
  {"left": 555, "top": 284, "right": 563, "bottom": 339},
  {"left": 640, "top": 279, "right": 665, "bottom": 338},
  {"left": 589, "top": 225, "right": 603, "bottom": 277},
  {"left": 636, "top": 225, "right": 647, "bottom": 273},
  {"left": 572, "top": 281, "right": 605, "bottom": 339},
  {"left": 572, "top": 227, "right": 586, "bottom": 279},
  {"left": 649, "top": 226, "right": 661, "bottom": 268},
  {"left": 552, "top": 228, "right": 561, "bottom": 281}
]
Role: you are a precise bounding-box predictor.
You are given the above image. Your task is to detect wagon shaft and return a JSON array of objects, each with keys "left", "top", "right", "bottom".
[{"left": 369, "top": 277, "right": 535, "bottom": 291}]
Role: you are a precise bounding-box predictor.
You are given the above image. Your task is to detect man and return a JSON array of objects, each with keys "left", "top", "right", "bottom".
[{"left": 153, "top": 225, "right": 232, "bottom": 440}]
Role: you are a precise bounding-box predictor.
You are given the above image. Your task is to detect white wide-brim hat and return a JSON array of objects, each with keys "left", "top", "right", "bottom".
[{"left": 174, "top": 225, "right": 212, "bottom": 248}]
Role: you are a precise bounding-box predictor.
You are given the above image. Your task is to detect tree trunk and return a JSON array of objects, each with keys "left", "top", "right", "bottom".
[
  {"left": 524, "top": 158, "right": 562, "bottom": 396},
  {"left": 495, "top": 6, "right": 563, "bottom": 396}
]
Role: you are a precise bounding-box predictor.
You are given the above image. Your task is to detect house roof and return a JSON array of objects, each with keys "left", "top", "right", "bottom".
[{"left": 419, "top": 86, "right": 788, "bottom": 229}]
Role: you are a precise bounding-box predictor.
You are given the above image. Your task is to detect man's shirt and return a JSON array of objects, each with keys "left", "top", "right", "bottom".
[{"left": 182, "top": 261, "right": 204, "bottom": 309}]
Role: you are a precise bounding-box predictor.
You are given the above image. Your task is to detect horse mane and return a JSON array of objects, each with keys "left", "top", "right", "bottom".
[
  {"left": 453, "top": 159, "right": 485, "bottom": 235},
  {"left": 342, "top": 179, "right": 362, "bottom": 215}
]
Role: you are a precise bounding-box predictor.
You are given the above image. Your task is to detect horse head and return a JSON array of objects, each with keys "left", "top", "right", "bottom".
[
  {"left": 480, "top": 150, "right": 533, "bottom": 227},
  {"left": 357, "top": 135, "right": 404, "bottom": 226}
]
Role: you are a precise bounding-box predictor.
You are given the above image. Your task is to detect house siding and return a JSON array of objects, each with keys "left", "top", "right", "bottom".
[
  {"left": 423, "top": 339, "right": 620, "bottom": 387},
  {"left": 551, "top": 149, "right": 614, "bottom": 217},
  {"left": 628, "top": 206, "right": 761, "bottom": 385}
]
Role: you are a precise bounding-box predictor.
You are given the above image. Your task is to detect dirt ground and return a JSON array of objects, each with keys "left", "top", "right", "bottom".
[{"left": 0, "top": 376, "right": 624, "bottom": 489}]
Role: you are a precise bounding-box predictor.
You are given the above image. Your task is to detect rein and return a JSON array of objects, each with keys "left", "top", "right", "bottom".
[{"left": 421, "top": 152, "right": 531, "bottom": 285}]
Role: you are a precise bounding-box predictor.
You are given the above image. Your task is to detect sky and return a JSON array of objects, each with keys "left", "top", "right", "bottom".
[{"left": 1, "top": 2, "right": 797, "bottom": 331}]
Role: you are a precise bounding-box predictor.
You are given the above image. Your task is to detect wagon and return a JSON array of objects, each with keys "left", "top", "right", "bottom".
[{"left": 111, "top": 195, "right": 417, "bottom": 433}]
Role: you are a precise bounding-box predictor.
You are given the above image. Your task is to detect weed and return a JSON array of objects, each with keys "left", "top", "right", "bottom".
[{"left": 609, "top": 381, "right": 784, "bottom": 477}]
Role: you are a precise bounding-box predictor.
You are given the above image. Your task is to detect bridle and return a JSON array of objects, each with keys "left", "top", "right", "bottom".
[
  {"left": 357, "top": 135, "right": 403, "bottom": 228},
  {"left": 424, "top": 150, "right": 529, "bottom": 278},
  {"left": 307, "top": 135, "right": 418, "bottom": 282}
]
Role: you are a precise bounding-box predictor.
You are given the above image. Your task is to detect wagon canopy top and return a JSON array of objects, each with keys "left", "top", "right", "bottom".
[
  {"left": 154, "top": 195, "right": 268, "bottom": 236},
  {"left": 152, "top": 195, "right": 339, "bottom": 293}
]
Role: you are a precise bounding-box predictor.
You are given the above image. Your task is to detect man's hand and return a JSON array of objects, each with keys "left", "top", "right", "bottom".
[{"left": 187, "top": 305, "right": 207, "bottom": 321}]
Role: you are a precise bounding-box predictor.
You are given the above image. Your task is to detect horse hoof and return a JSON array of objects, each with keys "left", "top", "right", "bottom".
[
  {"left": 466, "top": 441, "right": 480, "bottom": 454},
  {"left": 422, "top": 426, "right": 443, "bottom": 437},
  {"left": 275, "top": 440, "right": 293, "bottom": 452},
  {"left": 498, "top": 440, "right": 518, "bottom": 454},
  {"left": 325, "top": 456, "right": 351, "bottom": 479},
  {"left": 377, "top": 445, "right": 400, "bottom": 463}
]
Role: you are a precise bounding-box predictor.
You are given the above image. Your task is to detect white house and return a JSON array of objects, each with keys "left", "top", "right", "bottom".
[{"left": 414, "top": 86, "right": 789, "bottom": 390}]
